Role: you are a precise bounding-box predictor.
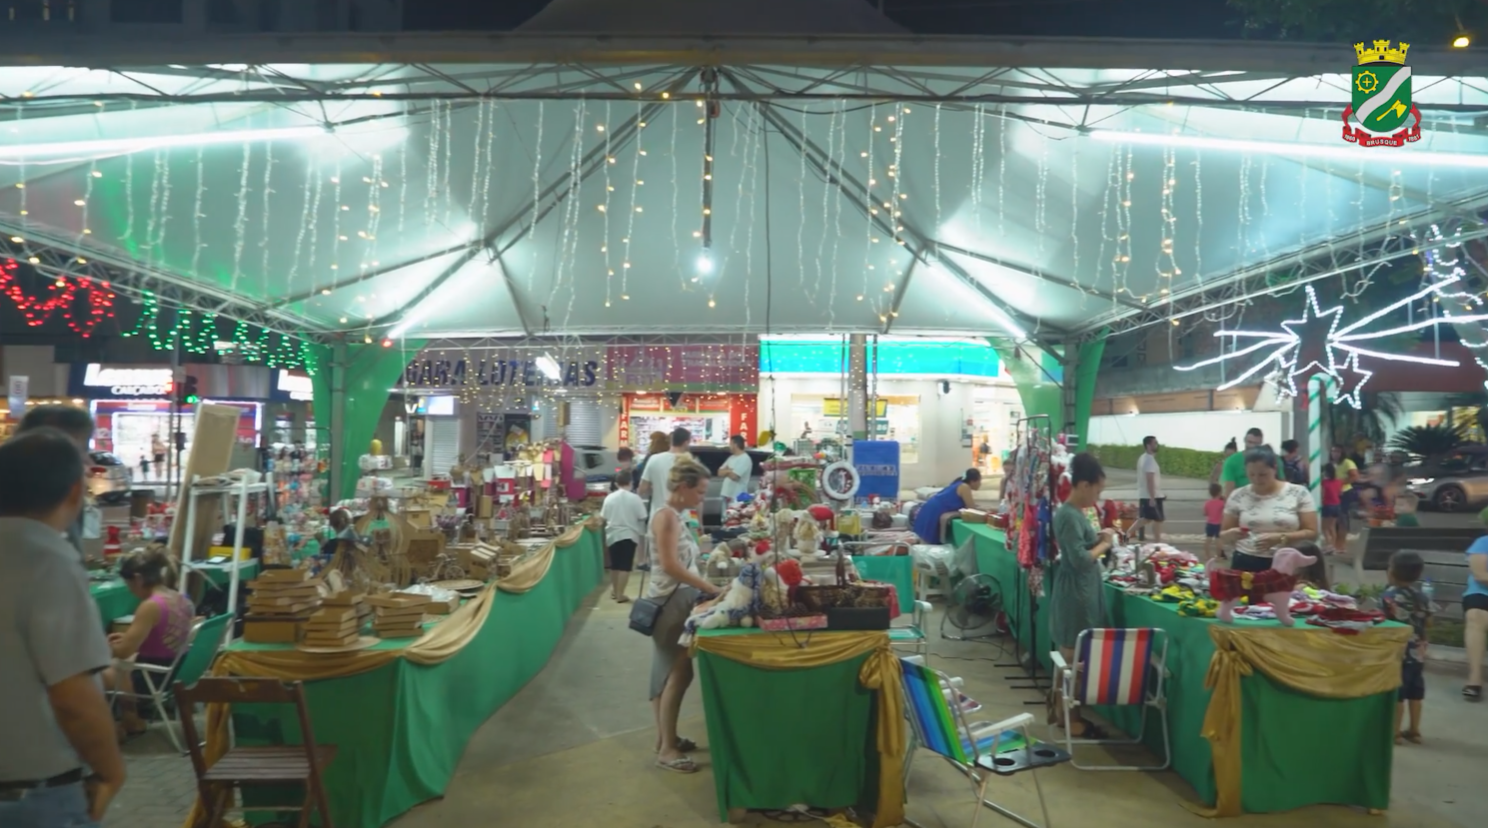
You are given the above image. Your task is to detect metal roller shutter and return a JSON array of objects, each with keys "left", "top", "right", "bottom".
[
  {"left": 426, "top": 416, "right": 460, "bottom": 477},
  {"left": 564, "top": 399, "right": 605, "bottom": 447}
]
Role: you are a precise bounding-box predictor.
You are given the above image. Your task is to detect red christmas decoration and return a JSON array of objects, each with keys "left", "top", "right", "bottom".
[{"left": 0, "top": 257, "right": 116, "bottom": 337}]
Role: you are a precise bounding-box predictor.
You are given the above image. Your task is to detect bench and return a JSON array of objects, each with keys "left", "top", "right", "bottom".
[
  {"left": 1335, "top": 526, "right": 1481, "bottom": 591},
  {"left": 1398, "top": 550, "right": 1473, "bottom": 620}
]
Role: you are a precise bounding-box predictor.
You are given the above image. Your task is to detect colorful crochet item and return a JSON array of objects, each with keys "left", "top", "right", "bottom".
[
  {"left": 1208, "top": 568, "right": 1299, "bottom": 603},
  {"left": 1178, "top": 598, "right": 1218, "bottom": 618},
  {"left": 1305, "top": 607, "right": 1385, "bottom": 634},
  {"left": 1156, "top": 585, "right": 1195, "bottom": 603}
]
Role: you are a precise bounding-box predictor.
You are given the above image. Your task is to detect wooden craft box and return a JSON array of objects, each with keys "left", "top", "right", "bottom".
[{"left": 958, "top": 509, "right": 989, "bottom": 524}]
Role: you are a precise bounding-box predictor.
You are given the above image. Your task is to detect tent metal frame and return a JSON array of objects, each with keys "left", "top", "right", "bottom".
[{"left": 1, "top": 36, "right": 1486, "bottom": 343}]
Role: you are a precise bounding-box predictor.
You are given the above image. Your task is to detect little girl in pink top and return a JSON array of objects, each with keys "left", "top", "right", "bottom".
[{"left": 1203, "top": 483, "right": 1226, "bottom": 560}]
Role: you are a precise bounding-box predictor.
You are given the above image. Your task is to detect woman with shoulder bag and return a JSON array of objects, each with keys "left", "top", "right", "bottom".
[{"left": 640, "top": 455, "right": 720, "bottom": 773}]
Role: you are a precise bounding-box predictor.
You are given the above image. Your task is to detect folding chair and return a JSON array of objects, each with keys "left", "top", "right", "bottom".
[
  {"left": 1049, "top": 627, "right": 1171, "bottom": 771},
  {"left": 900, "top": 657, "right": 1068, "bottom": 828},
  {"left": 175, "top": 677, "right": 338, "bottom": 828},
  {"left": 889, "top": 600, "right": 933, "bottom": 658},
  {"left": 109, "top": 613, "right": 230, "bottom": 753}
]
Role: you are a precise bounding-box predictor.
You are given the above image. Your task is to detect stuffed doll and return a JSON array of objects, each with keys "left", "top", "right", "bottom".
[
  {"left": 1209, "top": 547, "right": 1318, "bottom": 627},
  {"left": 680, "top": 563, "right": 765, "bottom": 645}
]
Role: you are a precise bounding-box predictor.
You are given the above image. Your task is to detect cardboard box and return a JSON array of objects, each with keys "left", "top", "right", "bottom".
[
  {"left": 367, "top": 593, "right": 430, "bottom": 610},
  {"left": 243, "top": 618, "right": 306, "bottom": 644},
  {"left": 302, "top": 630, "right": 362, "bottom": 648}
]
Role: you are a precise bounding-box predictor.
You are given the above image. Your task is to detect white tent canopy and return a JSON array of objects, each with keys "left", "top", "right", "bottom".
[{"left": 0, "top": 28, "right": 1484, "bottom": 346}]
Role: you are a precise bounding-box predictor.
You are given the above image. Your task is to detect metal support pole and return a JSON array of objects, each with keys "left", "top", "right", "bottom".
[{"left": 328, "top": 340, "right": 349, "bottom": 503}]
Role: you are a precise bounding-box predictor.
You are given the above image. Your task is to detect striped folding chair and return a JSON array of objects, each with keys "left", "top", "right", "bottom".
[
  {"left": 900, "top": 656, "right": 1068, "bottom": 828},
  {"left": 1049, "top": 627, "right": 1170, "bottom": 771}
]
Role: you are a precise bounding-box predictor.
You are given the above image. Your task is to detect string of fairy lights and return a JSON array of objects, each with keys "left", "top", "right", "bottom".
[
  {"left": 410, "top": 339, "right": 760, "bottom": 417},
  {"left": 0, "top": 91, "right": 1476, "bottom": 372}
]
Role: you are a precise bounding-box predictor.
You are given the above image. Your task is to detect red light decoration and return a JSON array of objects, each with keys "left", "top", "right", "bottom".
[{"left": 0, "top": 257, "right": 117, "bottom": 338}]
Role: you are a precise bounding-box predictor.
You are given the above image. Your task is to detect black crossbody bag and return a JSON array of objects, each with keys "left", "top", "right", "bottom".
[{"left": 629, "top": 585, "right": 679, "bottom": 636}]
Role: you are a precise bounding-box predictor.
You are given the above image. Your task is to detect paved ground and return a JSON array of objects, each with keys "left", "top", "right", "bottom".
[{"left": 103, "top": 590, "right": 1488, "bottom": 828}]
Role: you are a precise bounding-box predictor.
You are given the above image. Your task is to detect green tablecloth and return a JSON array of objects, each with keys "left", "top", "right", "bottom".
[
  {"left": 851, "top": 555, "right": 915, "bottom": 613},
  {"left": 950, "top": 522, "right": 1394, "bottom": 813},
  {"left": 696, "top": 629, "right": 880, "bottom": 821},
  {"left": 232, "top": 528, "right": 605, "bottom": 828},
  {"left": 90, "top": 579, "right": 137, "bottom": 627}
]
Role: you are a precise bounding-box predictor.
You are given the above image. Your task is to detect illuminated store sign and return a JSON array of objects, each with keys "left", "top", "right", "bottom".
[{"left": 83, "top": 364, "right": 172, "bottom": 397}]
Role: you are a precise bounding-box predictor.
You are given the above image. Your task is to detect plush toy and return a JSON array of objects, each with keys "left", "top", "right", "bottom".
[
  {"left": 680, "top": 563, "right": 765, "bottom": 645},
  {"left": 773, "top": 558, "right": 805, "bottom": 606},
  {"left": 794, "top": 514, "right": 823, "bottom": 558},
  {"left": 1209, "top": 547, "right": 1318, "bottom": 627}
]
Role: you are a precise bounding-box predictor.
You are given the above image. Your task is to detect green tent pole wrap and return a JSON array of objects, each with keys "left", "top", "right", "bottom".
[
  {"left": 310, "top": 339, "right": 424, "bottom": 502},
  {"left": 1072, "top": 329, "right": 1109, "bottom": 449},
  {"left": 991, "top": 338, "right": 1063, "bottom": 434}
]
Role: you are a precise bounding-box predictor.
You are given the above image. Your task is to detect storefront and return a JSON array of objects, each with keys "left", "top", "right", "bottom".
[
  {"left": 70, "top": 363, "right": 273, "bottom": 473},
  {"left": 757, "top": 336, "right": 1017, "bottom": 489},
  {"left": 621, "top": 393, "right": 758, "bottom": 448},
  {"left": 611, "top": 342, "right": 759, "bottom": 449}
]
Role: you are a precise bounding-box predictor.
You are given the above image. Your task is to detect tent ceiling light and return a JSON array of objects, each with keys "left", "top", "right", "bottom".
[
  {"left": 0, "top": 126, "right": 324, "bottom": 160},
  {"left": 1088, "top": 129, "right": 1488, "bottom": 169}
]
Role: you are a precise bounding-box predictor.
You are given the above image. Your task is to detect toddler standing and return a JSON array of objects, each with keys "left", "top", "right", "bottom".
[
  {"left": 1203, "top": 483, "right": 1225, "bottom": 560},
  {"left": 1381, "top": 551, "right": 1433, "bottom": 745}
]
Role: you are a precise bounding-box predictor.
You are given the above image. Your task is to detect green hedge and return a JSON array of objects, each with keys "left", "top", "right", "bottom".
[{"left": 1088, "top": 444, "right": 1225, "bottom": 480}]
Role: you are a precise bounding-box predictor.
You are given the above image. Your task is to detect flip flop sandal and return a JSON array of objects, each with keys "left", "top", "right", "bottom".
[
  {"left": 1464, "top": 685, "right": 1483, "bottom": 702},
  {"left": 1403, "top": 730, "right": 1422, "bottom": 744},
  {"left": 676, "top": 737, "right": 699, "bottom": 752},
  {"left": 616, "top": 595, "right": 632, "bottom": 604},
  {"left": 656, "top": 756, "right": 698, "bottom": 774}
]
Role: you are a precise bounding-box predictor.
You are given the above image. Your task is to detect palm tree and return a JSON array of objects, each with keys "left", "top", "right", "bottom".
[{"left": 1388, "top": 425, "right": 1465, "bottom": 461}]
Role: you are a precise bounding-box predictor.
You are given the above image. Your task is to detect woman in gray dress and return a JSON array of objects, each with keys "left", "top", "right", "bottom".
[
  {"left": 645, "top": 455, "right": 721, "bottom": 773},
  {"left": 1048, "top": 452, "right": 1117, "bottom": 738}
]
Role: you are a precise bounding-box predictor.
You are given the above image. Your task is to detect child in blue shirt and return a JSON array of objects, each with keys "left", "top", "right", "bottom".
[
  {"left": 1464, "top": 517, "right": 1488, "bottom": 701},
  {"left": 1381, "top": 551, "right": 1432, "bottom": 744}
]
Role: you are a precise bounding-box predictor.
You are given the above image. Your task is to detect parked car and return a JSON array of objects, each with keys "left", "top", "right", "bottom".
[
  {"left": 572, "top": 445, "right": 623, "bottom": 497},
  {"left": 87, "top": 451, "right": 133, "bottom": 503},
  {"left": 688, "top": 445, "right": 771, "bottom": 528},
  {"left": 1407, "top": 454, "right": 1488, "bottom": 512}
]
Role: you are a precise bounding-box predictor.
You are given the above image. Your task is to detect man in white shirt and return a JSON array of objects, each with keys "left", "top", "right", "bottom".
[
  {"left": 639, "top": 427, "right": 693, "bottom": 518},
  {"left": 719, "top": 435, "right": 753, "bottom": 503},
  {"left": 599, "top": 468, "right": 648, "bottom": 602},
  {"left": 1133, "top": 435, "right": 1164, "bottom": 542}
]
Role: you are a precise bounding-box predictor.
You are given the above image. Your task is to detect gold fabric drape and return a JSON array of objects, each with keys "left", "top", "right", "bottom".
[
  {"left": 1190, "top": 624, "right": 1409, "bottom": 818},
  {"left": 182, "top": 524, "right": 596, "bottom": 828},
  {"left": 693, "top": 631, "right": 906, "bottom": 828}
]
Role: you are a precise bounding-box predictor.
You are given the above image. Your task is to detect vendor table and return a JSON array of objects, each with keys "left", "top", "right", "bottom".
[
  {"left": 950, "top": 522, "right": 1405, "bottom": 816},
  {"left": 850, "top": 555, "right": 915, "bottom": 613},
  {"left": 694, "top": 628, "right": 905, "bottom": 828},
  {"left": 182, "top": 524, "right": 604, "bottom": 828}
]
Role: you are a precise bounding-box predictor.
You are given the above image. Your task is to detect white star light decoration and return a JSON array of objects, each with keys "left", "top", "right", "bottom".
[{"left": 1176, "top": 275, "right": 1488, "bottom": 409}]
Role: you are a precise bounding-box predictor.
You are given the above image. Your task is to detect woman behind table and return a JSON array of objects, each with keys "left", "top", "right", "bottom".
[
  {"left": 646, "top": 455, "right": 722, "bottom": 773},
  {"left": 104, "top": 547, "right": 194, "bottom": 739},
  {"left": 1218, "top": 447, "right": 1319, "bottom": 572},
  {"left": 912, "top": 468, "right": 982, "bottom": 545},
  {"left": 1048, "top": 452, "right": 1116, "bottom": 739},
  {"left": 1462, "top": 508, "right": 1488, "bottom": 702}
]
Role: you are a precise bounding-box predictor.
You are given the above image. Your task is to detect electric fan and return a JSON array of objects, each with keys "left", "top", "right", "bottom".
[{"left": 940, "top": 573, "right": 1005, "bottom": 641}]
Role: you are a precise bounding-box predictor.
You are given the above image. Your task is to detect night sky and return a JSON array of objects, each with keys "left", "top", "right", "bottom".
[{"left": 405, "top": 0, "right": 1243, "bottom": 39}]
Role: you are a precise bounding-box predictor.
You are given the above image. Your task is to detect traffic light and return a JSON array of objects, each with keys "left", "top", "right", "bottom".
[{"left": 177, "top": 375, "right": 199, "bottom": 406}]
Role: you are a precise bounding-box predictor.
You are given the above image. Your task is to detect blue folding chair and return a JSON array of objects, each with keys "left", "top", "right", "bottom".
[{"left": 900, "top": 656, "right": 1069, "bottom": 828}]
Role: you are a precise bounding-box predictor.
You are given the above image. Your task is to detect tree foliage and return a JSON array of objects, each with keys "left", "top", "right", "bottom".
[{"left": 1228, "top": 0, "right": 1488, "bottom": 43}]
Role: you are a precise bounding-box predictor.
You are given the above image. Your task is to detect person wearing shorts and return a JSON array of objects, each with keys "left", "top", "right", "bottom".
[
  {"left": 599, "top": 468, "right": 647, "bottom": 603},
  {"left": 1134, "top": 436, "right": 1165, "bottom": 542}
]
